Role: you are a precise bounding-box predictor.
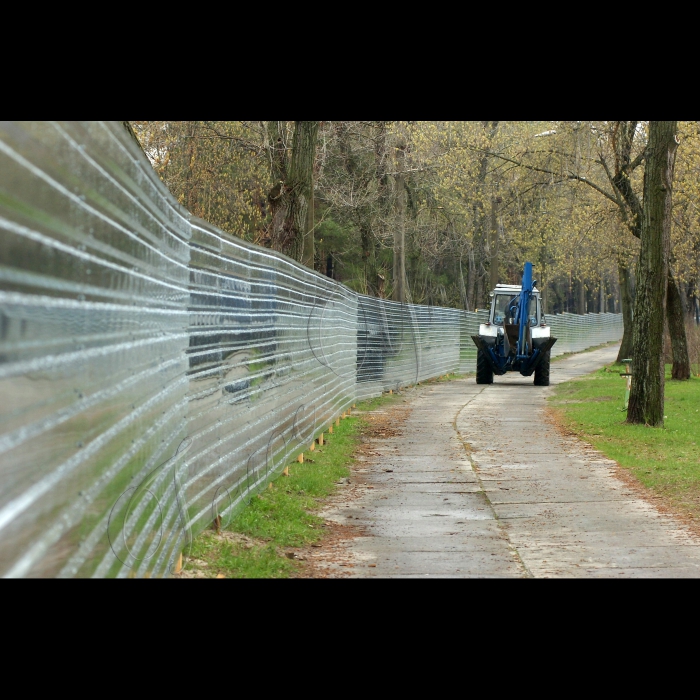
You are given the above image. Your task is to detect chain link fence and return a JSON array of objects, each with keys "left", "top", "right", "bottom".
[{"left": 0, "top": 122, "right": 623, "bottom": 577}]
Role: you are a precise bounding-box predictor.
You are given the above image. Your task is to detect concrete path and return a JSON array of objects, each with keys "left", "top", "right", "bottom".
[{"left": 318, "top": 345, "right": 700, "bottom": 577}]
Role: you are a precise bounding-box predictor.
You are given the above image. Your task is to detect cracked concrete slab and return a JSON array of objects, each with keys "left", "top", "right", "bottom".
[{"left": 314, "top": 344, "right": 700, "bottom": 578}]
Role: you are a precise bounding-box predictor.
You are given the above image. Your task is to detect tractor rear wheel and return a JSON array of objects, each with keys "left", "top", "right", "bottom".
[
  {"left": 476, "top": 349, "right": 493, "bottom": 384},
  {"left": 534, "top": 350, "right": 550, "bottom": 386}
]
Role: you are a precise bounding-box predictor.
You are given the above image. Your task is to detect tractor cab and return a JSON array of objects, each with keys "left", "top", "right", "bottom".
[
  {"left": 471, "top": 263, "right": 557, "bottom": 385},
  {"left": 490, "top": 284, "right": 541, "bottom": 327}
]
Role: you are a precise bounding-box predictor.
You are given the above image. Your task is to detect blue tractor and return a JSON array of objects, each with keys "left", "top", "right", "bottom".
[{"left": 471, "top": 262, "right": 557, "bottom": 385}]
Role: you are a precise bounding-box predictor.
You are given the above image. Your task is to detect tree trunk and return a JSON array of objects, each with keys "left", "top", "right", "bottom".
[
  {"left": 688, "top": 280, "right": 700, "bottom": 324},
  {"left": 616, "top": 261, "right": 634, "bottom": 361},
  {"left": 679, "top": 277, "right": 690, "bottom": 317},
  {"left": 266, "top": 121, "right": 289, "bottom": 250},
  {"left": 612, "top": 272, "right": 620, "bottom": 313},
  {"left": 611, "top": 121, "right": 644, "bottom": 239},
  {"left": 577, "top": 278, "right": 586, "bottom": 314},
  {"left": 265, "top": 121, "right": 318, "bottom": 260},
  {"left": 459, "top": 257, "right": 469, "bottom": 311},
  {"left": 285, "top": 121, "right": 319, "bottom": 262},
  {"left": 667, "top": 269, "right": 691, "bottom": 379},
  {"left": 467, "top": 249, "right": 476, "bottom": 310},
  {"left": 302, "top": 161, "right": 315, "bottom": 268},
  {"left": 468, "top": 122, "right": 499, "bottom": 311},
  {"left": 489, "top": 197, "right": 500, "bottom": 290},
  {"left": 627, "top": 121, "right": 678, "bottom": 426},
  {"left": 393, "top": 166, "right": 406, "bottom": 303},
  {"left": 610, "top": 121, "right": 690, "bottom": 387},
  {"left": 360, "top": 223, "right": 373, "bottom": 293},
  {"left": 185, "top": 121, "right": 197, "bottom": 213},
  {"left": 374, "top": 121, "right": 391, "bottom": 235},
  {"left": 542, "top": 276, "right": 548, "bottom": 314}
]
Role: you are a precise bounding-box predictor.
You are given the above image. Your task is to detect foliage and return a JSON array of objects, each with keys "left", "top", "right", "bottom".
[
  {"left": 672, "top": 121, "right": 700, "bottom": 289},
  {"left": 129, "top": 121, "right": 700, "bottom": 320},
  {"left": 130, "top": 121, "right": 271, "bottom": 243}
]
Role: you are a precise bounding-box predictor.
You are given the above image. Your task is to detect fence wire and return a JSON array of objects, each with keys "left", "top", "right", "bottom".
[{"left": 0, "top": 121, "right": 624, "bottom": 577}]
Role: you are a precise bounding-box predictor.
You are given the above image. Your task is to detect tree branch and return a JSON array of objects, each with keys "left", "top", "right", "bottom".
[{"left": 470, "top": 146, "right": 620, "bottom": 205}]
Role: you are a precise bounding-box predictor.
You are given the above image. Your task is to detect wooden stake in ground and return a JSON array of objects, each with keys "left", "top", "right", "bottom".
[
  {"left": 318, "top": 432, "right": 324, "bottom": 446},
  {"left": 627, "top": 121, "right": 678, "bottom": 427}
]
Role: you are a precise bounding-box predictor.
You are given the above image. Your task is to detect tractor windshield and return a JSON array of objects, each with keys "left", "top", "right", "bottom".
[
  {"left": 493, "top": 295, "right": 516, "bottom": 324},
  {"left": 493, "top": 294, "right": 538, "bottom": 326}
]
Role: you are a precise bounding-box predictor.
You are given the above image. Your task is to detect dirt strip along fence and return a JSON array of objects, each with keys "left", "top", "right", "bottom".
[{"left": 0, "top": 122, "right": 624, "bottom": 577}]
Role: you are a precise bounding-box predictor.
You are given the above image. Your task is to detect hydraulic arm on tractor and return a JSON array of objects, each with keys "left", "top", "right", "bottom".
[{"left": 471, "top": 262, "right": 557, "bottom": 385}]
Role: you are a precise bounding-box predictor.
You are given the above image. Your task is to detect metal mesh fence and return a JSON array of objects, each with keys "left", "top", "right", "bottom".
[
  {"left": 547, "top": 312, "right": 624, "bottom": 357},
  {"left": 355, "top": 298, "right": 461, "bottom": 400},
  {"left": 0, "top": 122, "right": 624, "bottom": 577}
]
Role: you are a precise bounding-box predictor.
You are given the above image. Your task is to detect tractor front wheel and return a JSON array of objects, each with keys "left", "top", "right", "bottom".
[
  {"left": 534, "top": 350, "right": 550, "bottom": 386},
  {"left": 476, "top": 349, "right": 494, "bottom": 384}
]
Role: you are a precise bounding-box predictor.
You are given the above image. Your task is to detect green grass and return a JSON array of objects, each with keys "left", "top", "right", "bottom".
[
  {"left": 549, "top": 362, "right": 700, "bottom": 518},
  {"left": 435, "top": 372, "right": 467, "bottom": 382},
  {"left": 188, "top": 537, "right": 296, "bottom": 578},
  {"left": 183, "top": 392, "right": 403, "bottom": 578}
]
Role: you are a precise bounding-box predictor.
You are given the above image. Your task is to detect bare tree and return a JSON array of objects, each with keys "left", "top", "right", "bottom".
[
  {"left": 266, "top": 121, "right": 319, "bottom": 262},
  {"left": 627, "top": 121, "right": 679, "bottom": 426}
]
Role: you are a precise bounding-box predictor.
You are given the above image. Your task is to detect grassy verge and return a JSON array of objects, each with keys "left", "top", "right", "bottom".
[
  {"left": 434, "top": 372, "right": 468, "bottom": 382},
  {"left": 548, "top": 362, "right": 700, "bottom": 520},
  {"left": 182, "top": 392, "right": 403, "bottom": 578}
]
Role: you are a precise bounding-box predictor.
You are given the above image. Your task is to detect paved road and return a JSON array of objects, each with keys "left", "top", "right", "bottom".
[{"left": 320, "top": 345, "right": 700, "bottom": 577}]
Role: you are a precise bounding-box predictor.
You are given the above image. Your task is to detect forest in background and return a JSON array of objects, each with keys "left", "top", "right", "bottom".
[{"left": 129, "top": 121, "right": 700, "bottom": 328}]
